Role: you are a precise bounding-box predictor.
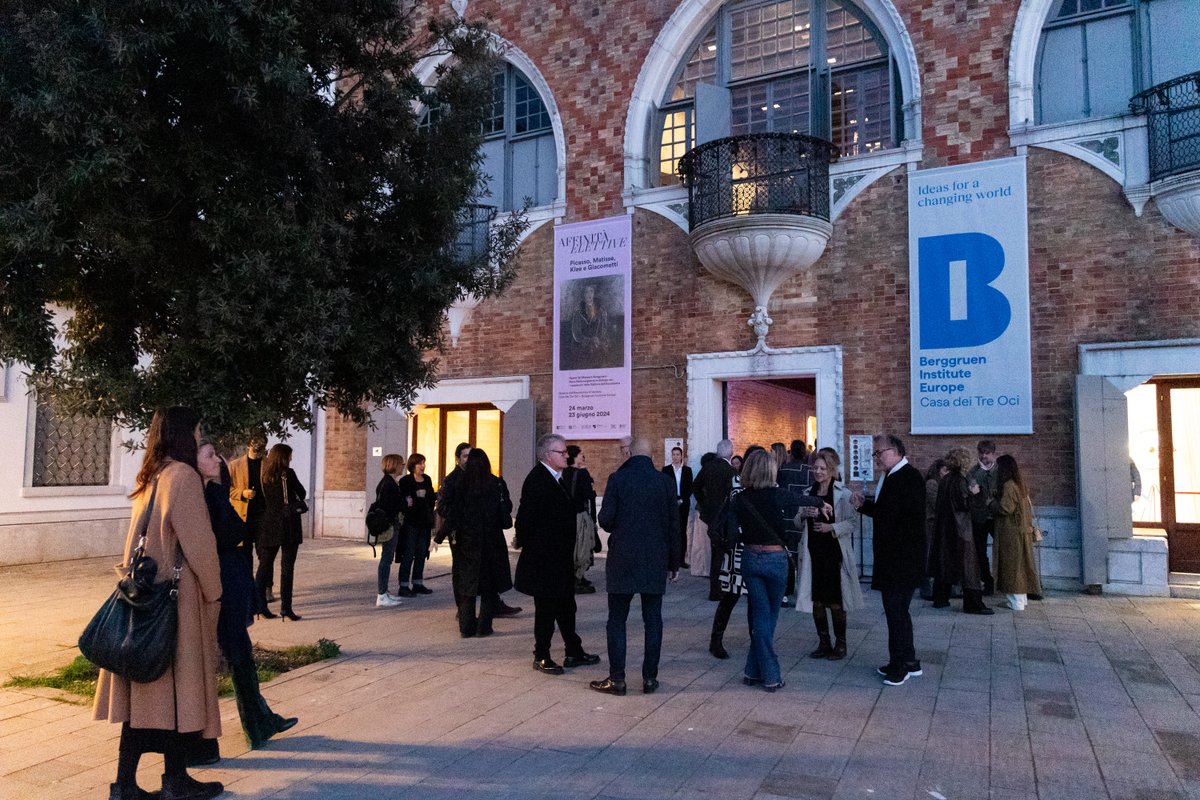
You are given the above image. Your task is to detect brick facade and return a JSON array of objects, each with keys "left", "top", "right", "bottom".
[
  {"left": 324, "top": 0, "right": 1200, "bottom": 519},
  {"left": 726, "top": 381, "right": 817, "bottom": 456}
]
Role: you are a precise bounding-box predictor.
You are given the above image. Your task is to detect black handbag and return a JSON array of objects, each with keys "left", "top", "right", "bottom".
[{"left": 79, "top": 482, "right": 184, "bottom": 683}]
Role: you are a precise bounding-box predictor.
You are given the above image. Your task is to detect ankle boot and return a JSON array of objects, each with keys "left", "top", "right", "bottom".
[
  {"left": 829, "top": 606, "right": 848, "bottom": 660},
  {"left": 231, "top": 658, "right": 278, "bottom": 748},
  {"left": 160, "top": 772, "right": 223, "bottom": 800},
  {"left": 810, "top": 603, "right": 833, "bottom": 658}
]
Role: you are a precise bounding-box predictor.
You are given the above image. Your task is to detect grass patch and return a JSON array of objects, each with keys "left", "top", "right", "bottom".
[{"left": 5, "top": 639, "right": 340, "bottom": 701}]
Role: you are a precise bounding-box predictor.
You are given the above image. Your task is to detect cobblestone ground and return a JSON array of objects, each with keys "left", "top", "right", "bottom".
[{"left": 2, "top": 539, "right": 1200, "bottom": 799}]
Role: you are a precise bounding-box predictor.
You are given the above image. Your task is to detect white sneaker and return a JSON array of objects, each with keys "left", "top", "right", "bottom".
[{"left": 376, "top": 593, "right": 402, "bottom": 607}]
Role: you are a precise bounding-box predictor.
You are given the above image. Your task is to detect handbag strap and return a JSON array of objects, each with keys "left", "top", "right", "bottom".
[{"left": 737, "top": 493, "right": 799, "bottom": 569}]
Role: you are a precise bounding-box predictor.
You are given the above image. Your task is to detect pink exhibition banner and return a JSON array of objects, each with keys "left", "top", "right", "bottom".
[{"left": 552, "top": 215, "right": 632, "bottom": 439}]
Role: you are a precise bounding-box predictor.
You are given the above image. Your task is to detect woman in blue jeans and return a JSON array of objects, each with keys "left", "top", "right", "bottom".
[
  {"left": 373, "top": 454, "right": 406, "bottom": 607},
  {"left": 734, "top": 449, "right": 823, "bottom": 691}
]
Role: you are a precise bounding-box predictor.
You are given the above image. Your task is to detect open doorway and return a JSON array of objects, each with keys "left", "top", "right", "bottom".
[
  {"left": 1128, "top": 377, "right": 1200, "bottom": 573},
  {"left": 724, "top": 377, "right": 818, "bottom": 454}
]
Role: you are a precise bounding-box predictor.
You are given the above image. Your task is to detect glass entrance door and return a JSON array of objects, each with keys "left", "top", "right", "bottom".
[
  {"left": 410, "top": 404, "right": 503, "bottom": 491},
  {"left": 1128, "top": 378, "right": 1200, "bottom": 573}
]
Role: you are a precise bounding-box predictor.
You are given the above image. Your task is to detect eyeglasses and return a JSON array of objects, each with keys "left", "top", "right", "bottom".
[
  {"left": 549, "top": 449, "right": 568, "bottom": 456},
  {"left": 872, "top": 447, "right": 895, "bottom": 458}
]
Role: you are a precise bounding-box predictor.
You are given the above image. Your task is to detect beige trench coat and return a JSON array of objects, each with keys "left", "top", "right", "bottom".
[
  {"left": 991, "top": 481, "right": 1042, "bottom": 596},
  {"left": 797, "top": 482, "right": 864, "bottom": 613},
  {"left": 93, "top": 460, "right": 223, "bottom": 737}
]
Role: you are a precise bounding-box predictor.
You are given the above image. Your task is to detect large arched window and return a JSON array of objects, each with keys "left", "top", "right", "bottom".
[
  {"left": 1036, "top": 0, "right": 1200, "bottom": 124},
  {"left": 479, "top": 63, "right": 558, "bottom": 211},
  {"left": 656, "top": 0, "right": 898, "bottom": 186}
]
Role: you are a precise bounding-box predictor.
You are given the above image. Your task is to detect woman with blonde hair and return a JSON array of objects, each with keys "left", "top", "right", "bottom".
[
  {"left": 797, "top": 449, "right": 863, "bottom": 660},
  {"left": 93, "top": 407, "right": 224, "bottom": 800},
  {"left": 930, "top": 447, "right": 991, "bottom": 614},
  {"left": 373, "top": 454, "right": 406, "bottom": 607}
]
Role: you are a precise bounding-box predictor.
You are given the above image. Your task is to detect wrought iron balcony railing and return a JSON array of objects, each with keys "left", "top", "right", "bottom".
[
  {"left": 676, "top": 132, "right": 838, "bottom": 230},
  {"left": 1132, "top": 70, "right": 1200, "bottom": 182},
  {"left": 452, "top": 203, "right": 497, "bottom": 262}
]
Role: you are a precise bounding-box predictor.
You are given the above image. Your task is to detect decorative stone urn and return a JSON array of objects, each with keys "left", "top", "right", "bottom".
[
  {"left": 689, "top": 213, "right": 833, "bottom": 346},
  {"left": 1154, "top": 171, "right": 1200, "bottom": 239}
]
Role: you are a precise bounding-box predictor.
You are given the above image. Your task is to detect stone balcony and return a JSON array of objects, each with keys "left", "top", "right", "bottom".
[{"left": 1133, "top": 70, "right": 1200, "bottom": 238}]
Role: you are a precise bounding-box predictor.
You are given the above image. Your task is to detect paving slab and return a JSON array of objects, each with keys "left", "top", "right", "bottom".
[{"left": 3, "top": 540, "right": 1200, "bottom": 799}]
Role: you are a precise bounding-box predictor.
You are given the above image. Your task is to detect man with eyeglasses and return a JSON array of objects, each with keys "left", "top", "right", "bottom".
[
  {"left": 850, "top": 433, "right": 927, "bottom": 686},
  {"left": 513, "top": 433, "right": 601, "bottom": 675}
]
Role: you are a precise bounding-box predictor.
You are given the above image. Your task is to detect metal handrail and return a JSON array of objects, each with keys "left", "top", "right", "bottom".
[
  {"left": 1131, "top": 70, "right": 1200, "bottom": 182},
  {"left": 677, "top": 132, "right": 838, "bottom": 229}
]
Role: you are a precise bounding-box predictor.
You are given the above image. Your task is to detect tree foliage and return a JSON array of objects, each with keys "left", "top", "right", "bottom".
[{"left": 0, "top": 0, "right": 524, "bottom": 443}]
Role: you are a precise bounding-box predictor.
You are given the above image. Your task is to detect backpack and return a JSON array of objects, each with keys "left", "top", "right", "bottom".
[
  {"left": 365, "top": 483, "right": 401, "bottom": 557},
  {"left": 707, "top": 490, "right": 743, "bottom": 553}
]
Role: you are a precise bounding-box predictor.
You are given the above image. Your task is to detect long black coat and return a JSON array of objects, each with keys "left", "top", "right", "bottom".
[
  {"left": 204, "top": 481, "right": 255, "bottom": 662},
  {"left": 513, "top": 464, "right": 577, "bottom": 598},
  {"left": 927, "top": 470, "right": 980, "bottom": 588},
  {"left": 600, "top": 455, "right": 681, "bottom": 595},
  {"left": 446, "top": 476, "right": 514, "bottom": 598},
  {"left": 857, "top": 461, "right": 927, "bottom": 591},
  {"left": 693, "top": 458, "right": 737, "bottom": 524}
]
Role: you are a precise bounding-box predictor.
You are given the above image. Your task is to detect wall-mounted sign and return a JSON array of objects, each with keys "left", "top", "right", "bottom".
[
  {"left": 552, "top": 215, "right": 632, "bottom": 439},
  {"left": 848, "top": 435, "right": 875, "bottom": 483},
  {"left": 908, "top": 156, "right": 1032, "bottom": 434}
]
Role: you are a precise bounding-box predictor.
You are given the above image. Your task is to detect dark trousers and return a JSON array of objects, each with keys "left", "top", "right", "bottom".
[
  {"left": 255, "top": 542, "right": 298, "bottom": 613},
  {"left": 880, "top": 587, "right": 917, "bottom": 666},
  {"left": 398, "top": 525, "right": 429, "bottom": 587},
  {"left": 532, "top": 595, "right": 583, "bottom": 659},
  {"left": 457, "top": 593, "right": 499, "bottom": 635},
  {"left": 606, "top": 592, "right": 664, "bottom": 682},
  {"left": 973, "top": 520, "right": 994, "bottom": 591},
  {"left": 376, "top": 531, "right": 398, "bottom": 595}
]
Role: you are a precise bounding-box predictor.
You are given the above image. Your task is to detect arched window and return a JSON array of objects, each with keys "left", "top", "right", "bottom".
[
  {"left": 479, "top": 63, "right": 558, "bottom": 211},
  {"left": 1036, "top": 0, "right": 1200, "bottom": 124},
  {"left": 656, "top": 0, "right": 898, "bottom": 186}
]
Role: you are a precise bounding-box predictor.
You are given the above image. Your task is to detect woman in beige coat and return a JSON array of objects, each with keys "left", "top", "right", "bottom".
[
  {"left": 989, "top": 454, "right": 1042, "bottom": 611},
  {"left": 797, "top": 449, "right": 863, "bottom": 660},
  {"left": 93, "top": 407, "right": 225, "bottom": 800}
]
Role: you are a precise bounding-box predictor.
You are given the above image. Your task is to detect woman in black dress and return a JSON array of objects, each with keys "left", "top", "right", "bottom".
[
  {"left": 397, "top": 453, "right": 437, "bottom": 596},
  {"left": 799, "top": 450, "right": 863, "bottom": 660}
]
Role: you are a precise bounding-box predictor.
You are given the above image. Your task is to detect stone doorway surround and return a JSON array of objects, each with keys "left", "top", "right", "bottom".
[
  {"left": 686, "top": 344, "right": 844, "bottom": 468},
  {"left": 1079, "top": 338, "right": 1200, "bottom": 596}
]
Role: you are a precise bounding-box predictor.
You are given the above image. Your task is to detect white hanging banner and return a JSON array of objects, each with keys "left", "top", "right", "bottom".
[
  {"left": 909, "top": 156, "right": 1032, "bottom": 434},
  {"left": 552, "top": 215, "right": 632, "bottom": 439}
]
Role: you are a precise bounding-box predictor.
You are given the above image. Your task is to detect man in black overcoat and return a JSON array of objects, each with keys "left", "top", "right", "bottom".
[
  {"left": 514, "top": 433, "right": 601, "bottom": 675},
  {"left": 851, "top": 433, "right": 928, "bottom": 686},
  {"left": 591, "top": 438, "right": 680, "bottom": 696},
  {"left": 691, "top": 438, "right": 737, "bottom": 602}
]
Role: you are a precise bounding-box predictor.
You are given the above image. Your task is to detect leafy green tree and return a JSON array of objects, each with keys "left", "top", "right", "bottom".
[{"left": 0, "top": 0, "right": 524, "bottom": 443}]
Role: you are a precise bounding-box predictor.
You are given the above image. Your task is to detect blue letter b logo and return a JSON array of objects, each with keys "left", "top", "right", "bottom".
[{"left": 918, "top": 233, "right": 1010, "bottom": 349}]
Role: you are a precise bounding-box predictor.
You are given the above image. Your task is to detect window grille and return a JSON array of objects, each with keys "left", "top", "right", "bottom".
[{"left": 31, "top": 398, "right": 112, "bottom": 487}]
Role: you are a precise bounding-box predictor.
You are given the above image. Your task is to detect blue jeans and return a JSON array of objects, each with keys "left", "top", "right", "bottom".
[
  {"left": 606, "top": 592, "right": 664, "bottom": 683},
  {"left": 398, "top": 525, "right": 430, "bottom": 587},
  {"left": 741, "top": 548, "right": 789, "bottom": 686},
  {"left": 376, "top": 529, "right": 399, "bottom": 594}
]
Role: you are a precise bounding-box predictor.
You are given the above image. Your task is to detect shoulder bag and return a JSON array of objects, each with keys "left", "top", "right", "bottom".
[
  {"left": 78, "top": 482, "right": 184, "bottom": 683},
  {"left": 366, "top": 481, "right": 400, "bottom": 556}
]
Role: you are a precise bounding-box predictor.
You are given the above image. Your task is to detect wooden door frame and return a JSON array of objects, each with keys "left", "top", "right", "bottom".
[{"left": 1135, "top": 377, "right": 1200, "bottom": 571}]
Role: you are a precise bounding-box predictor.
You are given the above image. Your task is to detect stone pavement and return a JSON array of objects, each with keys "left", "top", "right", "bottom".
[{"left": 3, "top": 539, "right": 1200, "bottom": 800}]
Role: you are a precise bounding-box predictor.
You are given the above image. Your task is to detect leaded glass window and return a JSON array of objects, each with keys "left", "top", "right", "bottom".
[
  {"left": 479, "top": 64, "right": 558, "bottom": 211},
  {"left": 30, "top": 398, "right": 112, "bottom": 487},
  {"left": 656, "top": 0, "right": 896, "bottom": 185},
  {"left": 1036, "top": 0, "right": 1200, "bottom": 124}
]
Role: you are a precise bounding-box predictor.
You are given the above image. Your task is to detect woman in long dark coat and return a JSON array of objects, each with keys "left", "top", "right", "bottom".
[
  {"left": 255, "top": 444, "right": 303, "bottom": 620},
  {"left": 929, "top": 447, "right": 991, "bottom": 614},
  {"left": 396, "top": 453, "right": 437, "bottom": 596},
  {"left": 439, "top": 448, "right": 514, "bottom": 637},
  {"left": 194, "top": 442, "right": 296, "bottom": 756}
]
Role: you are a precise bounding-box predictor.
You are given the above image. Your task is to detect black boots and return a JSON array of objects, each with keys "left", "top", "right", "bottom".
[
  {"left": 962, "top": 588, "right": 995, "bottom": 615},
  {"left": 231, "top": 658, "right": 297, "bottom": 748},
  {"left": 709, "top": 593, "right": 734, "bottom": 659},
  {"left": 810, "top": 602, "right": 833, "bottom": 658},
  {"left": 829, "top": 606, "right": 848, "bottom": 660}
]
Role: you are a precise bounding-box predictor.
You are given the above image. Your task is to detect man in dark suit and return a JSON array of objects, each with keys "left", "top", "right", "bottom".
[
  {"left": 591, "top": 438, "right": 681, "bottom": 696},
  {"left": 514, "top": 433, "right": 601, "bottom": 675},
  {"left": 777, "top": 439, "right": 813, "bottom": 607},
  {"left": 692, "top": 439, "right": 737, "bottom": 603},
  {"left": 662, "top": 445, "right": 693, "bottom": 569},
  {"left": 851, "top": 433, "right": 928, "bottom": 686}
]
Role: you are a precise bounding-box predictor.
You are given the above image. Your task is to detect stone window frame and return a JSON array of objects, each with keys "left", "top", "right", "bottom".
[
  {"left": 21, "top": 392, "right": 123, "bottom": 498},
  {"left": 1008, "top": 0, "right": 1199, "bottom": 215},
  {"left": 624, "top": 0, "right": 923, "bottom": 230},
  {"left": 414, "top": 36, "right": 567, "bottom": 245}
]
